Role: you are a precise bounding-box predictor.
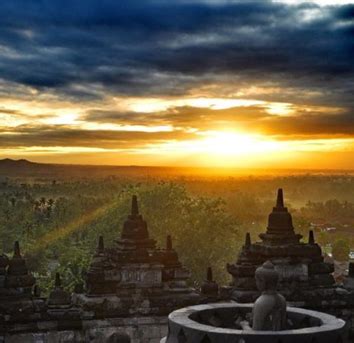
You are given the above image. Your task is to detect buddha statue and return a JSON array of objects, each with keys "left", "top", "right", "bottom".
[{"left": 252, "top": 260, "right": 286, "bottom": 331}]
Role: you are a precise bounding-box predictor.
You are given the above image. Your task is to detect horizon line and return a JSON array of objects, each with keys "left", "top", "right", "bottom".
[{"left": 2, "top": 158, "right": 354, "bottom": 174}]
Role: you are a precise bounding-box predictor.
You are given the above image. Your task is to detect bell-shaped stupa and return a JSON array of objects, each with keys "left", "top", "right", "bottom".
[{"left": 227, "top": 189, "right": 336, "bottom": 303}]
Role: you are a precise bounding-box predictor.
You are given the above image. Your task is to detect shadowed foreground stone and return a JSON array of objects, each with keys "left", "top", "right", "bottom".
[
  {"left": 161, "top": 303, "right": 347, "bottom": 343},
  {"left": 162, "top": 242, "right": 348, "bottom": 342},
  {"left": 107, "top": 332, "right": 131, "bottom": 343}
]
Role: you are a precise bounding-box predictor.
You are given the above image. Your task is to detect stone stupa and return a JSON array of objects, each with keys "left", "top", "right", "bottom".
[
  {"left": 75, "top": 195, "right": 200, "bottom": 317},
  {"left": 227, "top": 189, "right": 336, "bottom": 303}
]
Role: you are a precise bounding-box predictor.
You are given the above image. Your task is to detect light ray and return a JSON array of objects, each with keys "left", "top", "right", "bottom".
[{"left": 30, "top": 203, "right": 115, "bottom": 252}]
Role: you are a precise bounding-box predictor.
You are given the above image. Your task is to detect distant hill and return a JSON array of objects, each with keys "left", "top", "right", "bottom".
[
  {"left": 0, "top": 159, "right": 55, "bottom": 178},
  {"left": 0, "top": 158, "right": 39, "bottom": 168},
  {"left": 0, "top": 158, "right": 353, "bottom": 180},
  {"left": 0, "top": 158, "right": 193, "bottom": 180}
]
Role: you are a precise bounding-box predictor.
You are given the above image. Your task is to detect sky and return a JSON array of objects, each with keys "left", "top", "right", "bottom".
[{"left": 0, "top": 0, "right": 354, "bottom": 169}]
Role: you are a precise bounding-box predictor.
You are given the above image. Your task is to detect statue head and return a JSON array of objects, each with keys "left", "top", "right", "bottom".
[{"left": 255, "top": 261, "right": 279, "bottom": 292}]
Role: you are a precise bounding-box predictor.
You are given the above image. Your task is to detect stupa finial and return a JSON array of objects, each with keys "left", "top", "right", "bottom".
[
  {"left": 201, "top": 266, "right": 219, "bottom": 297},
  {"left": 245, "top": 232, "right": 251, "bottom": 248},
  {"left": 276, "top": 188, "right": 284, "bottom": 208},
  {"left": 98, "top": 235, "right": 104, "bottom": 252},
  {"left": 166, "top": 235, "right": 173, "bottom": 250},
  {"left": 33, "top": 285, "right": 41, "bottom": 297},
  {"left": 55, "top": 272, "right": 61, "bottom": 288},
  {"left": 308, "top": 230, "right": 315, "bottom": 245},
  {"left": 14, "top": 241, "right": 21, "bottom": 257},
  {"left": 131, "top": 195, "right": 139, "bottom": 216},
  {"left": 207, "top": 267, "right": 213, "bottom": 282},
  {"left": 349, "top": 262, "right": 354, "bottom": 278}
]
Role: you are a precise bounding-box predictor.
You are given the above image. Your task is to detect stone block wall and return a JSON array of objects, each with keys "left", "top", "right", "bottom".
[{"left": 1, "top": 316, "right": 168, "bottom": 343}]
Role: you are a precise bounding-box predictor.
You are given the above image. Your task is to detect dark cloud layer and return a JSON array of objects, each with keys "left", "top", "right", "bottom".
[
  {"left": 0, "top": 0, "right": 353, "bottom": 105},
  {"left": 86, "top": 105, "right": 354, "bottom": 137},
  {"left": 0, "top": 125, "right": 195, "bottom": 149},
  {"left": 3, "top": 105, "right": 354, "bottom": 150}
]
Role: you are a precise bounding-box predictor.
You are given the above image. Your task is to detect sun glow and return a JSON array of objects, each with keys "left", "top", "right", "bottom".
[
  {"left": 140, "top": 130, "right": 354, "bottom": 168},
  {"left": 1, "top": 92, "right": 354, "bottom": 169},
  {"left": 145, "top": 131, "right": 284, "bottom": 159},
  {"left": 265, "top": 103, "right": 295, "bottom": 116},
  {"left": 197, "top": 131, "right": 282, "bottom": 156}
]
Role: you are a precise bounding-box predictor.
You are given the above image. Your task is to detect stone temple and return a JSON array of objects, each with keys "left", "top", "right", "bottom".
[
  {"left": 75, "top": 195, "right": 199, "bottom": 317},
  {"left": 0, "top": 196, "right": 200, "bottom": 342},
  {"left": 227, "top": 188, "right": 336, "bottom": 304},
  {"left": 2, "top": 191, "right": 354, "bottom": 341},
  {"left": 226, "top": 188, "right": 354, "bottom": 338}
]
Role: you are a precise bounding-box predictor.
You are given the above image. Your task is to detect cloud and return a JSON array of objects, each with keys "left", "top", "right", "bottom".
[
  {"left": 0, "top": 0, "right": 354, "bottom": 162},
  {"left": 85, "top": 104, "right": 354, "bottom": 137},
  {"left": 0, "top": 0, "right": 352, "bottom": 105},
  {"left": 259, "top": 109, "right": 354, "bottom": 137},
  {"left": 0, "top": 125, "right": 196, "bottom": 149}
]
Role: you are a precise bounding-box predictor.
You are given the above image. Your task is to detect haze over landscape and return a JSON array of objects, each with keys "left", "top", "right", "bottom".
[{"left": 0, "top": 0, "right": 353, "bottom": 170}]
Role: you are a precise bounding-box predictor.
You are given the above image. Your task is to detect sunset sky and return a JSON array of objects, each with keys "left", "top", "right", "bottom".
[{"left": 0, "top": 0, "right": 354, "bottom": 169}]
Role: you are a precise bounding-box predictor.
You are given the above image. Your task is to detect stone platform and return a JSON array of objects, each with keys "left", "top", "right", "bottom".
[
  {"left": 161, "top": 303, "right": 347, "bottom": 343},
  {"left": 2, "top": 316, "right": 167, "bottom": 343}
]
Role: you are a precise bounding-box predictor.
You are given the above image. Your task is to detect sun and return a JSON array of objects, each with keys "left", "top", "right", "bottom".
[
  {"left": 144, "top": 130, "right": 288, "bottom": 167},
  {"left": 197, "top": 131, "right": 282, "bottom": 156}
]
